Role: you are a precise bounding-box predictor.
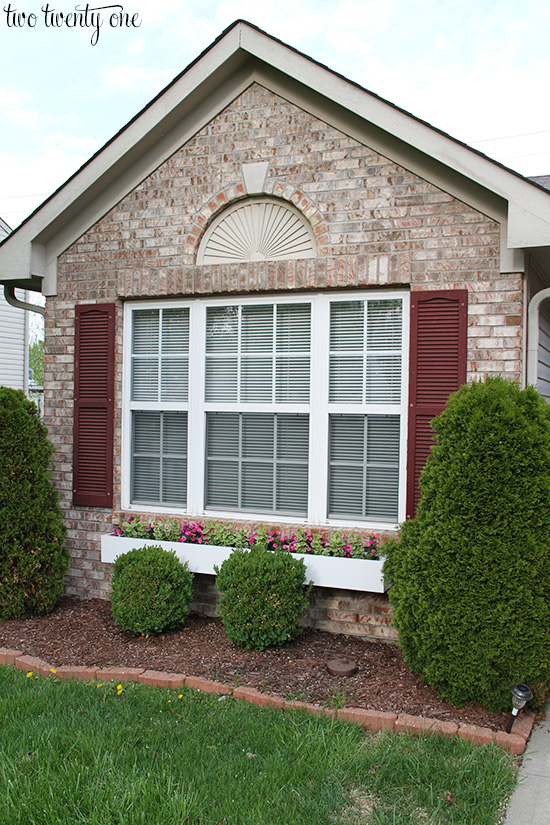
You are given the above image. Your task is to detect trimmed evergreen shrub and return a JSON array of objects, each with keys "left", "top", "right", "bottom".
[
  {"left": 383, "top": 377, "right": 550, "bottom": 712},
  {"left": 215, "top": 545, "right": 312, "bottom": 650},
  {"left": 0, "top": 387, "right": 68, "bottom": 620},
  {"left": 109, "top": 545, "right": 194, "bottom": 636}
]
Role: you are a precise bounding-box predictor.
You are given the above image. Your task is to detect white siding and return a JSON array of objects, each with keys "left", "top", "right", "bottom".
[
  {"left": 0, "top": 289, "right": 28, "bottom": 391},
  {"left": 538, "top": 299, "right": 550, "bottom": 403},
  {"left": 0, "top": 217, "right": 29, "bottom": 392}
]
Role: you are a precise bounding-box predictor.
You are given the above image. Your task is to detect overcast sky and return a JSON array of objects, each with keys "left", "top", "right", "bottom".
[{"left": 1, "top": 0, "right": 549, "bottom": 229}]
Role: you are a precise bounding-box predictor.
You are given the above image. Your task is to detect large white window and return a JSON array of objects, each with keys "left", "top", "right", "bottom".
[{"left": 123, "top": 291, "right": 409, "bottom": 527}]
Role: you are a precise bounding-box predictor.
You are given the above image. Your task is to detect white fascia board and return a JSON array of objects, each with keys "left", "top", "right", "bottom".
[{"left": 241, "top": 24, "right": 550, "bottom": 252}]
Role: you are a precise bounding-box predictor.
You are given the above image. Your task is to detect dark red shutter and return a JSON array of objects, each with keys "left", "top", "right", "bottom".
[
  {"left": 406, "top": 290, "right": 467, "bottom": 518},
  {"left": 73, "top": 304, "right": 115, "bottom": 507}
]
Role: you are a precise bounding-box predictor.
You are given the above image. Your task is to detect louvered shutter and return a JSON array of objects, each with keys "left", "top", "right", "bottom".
[
  {"left": 73, "top": 304, "right": 115, "bottom": 507},
  {"left": 406, "top": 290, "right": 467, "bottom": 518}
]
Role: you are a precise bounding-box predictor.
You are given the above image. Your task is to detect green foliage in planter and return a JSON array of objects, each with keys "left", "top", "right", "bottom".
[
  {"left": 215, "top": 545, "right": 312, "bottom": 650},
  {"left": 0, "top": 387, "right": 67, "bottom": 620},
  {"left": 110, "top": 545, "right": 194, "bottom": 636},
  {"left": 383, "top": 377, "right": 550, "bottom": 712}
]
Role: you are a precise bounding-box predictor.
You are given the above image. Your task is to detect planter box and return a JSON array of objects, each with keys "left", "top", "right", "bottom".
[{"left": 100, "top": 535, "right": 387, "bottom": 593}]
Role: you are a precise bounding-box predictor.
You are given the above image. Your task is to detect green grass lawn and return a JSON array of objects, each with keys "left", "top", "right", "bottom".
[{"left": 0, "top": 667, "right": 517, "bottom": 824}]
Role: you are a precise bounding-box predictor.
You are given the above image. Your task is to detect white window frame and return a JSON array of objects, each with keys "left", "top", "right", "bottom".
[{"left": 122, "top": 290, "right": 409, "bottom": 529}]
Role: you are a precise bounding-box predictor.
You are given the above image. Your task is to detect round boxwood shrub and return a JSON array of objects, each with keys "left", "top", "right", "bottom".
[
  {"left": 109, "top": 545, "right": 194, "bottom": 636},
  {"left": 0, "top": 386, "right": 68, "bottom": 620},
  {"left": 215, "top": 545, "right": 312, "bottom": 650},
  {"left": 383, "top": 377, "right": 550, "bottom": 712}
]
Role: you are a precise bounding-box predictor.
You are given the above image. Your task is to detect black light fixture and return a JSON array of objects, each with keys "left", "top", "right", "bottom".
[{"left": 505, "top": 683, "right": 533, "bottom": 733}]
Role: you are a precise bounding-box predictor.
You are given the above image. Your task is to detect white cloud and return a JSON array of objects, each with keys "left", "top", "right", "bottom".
[
  {"left": 0, "top": 131, "right": 102, "bottom": 227},
  {"left": 99, "top": 63, "right": 176, "bottom": 92}
]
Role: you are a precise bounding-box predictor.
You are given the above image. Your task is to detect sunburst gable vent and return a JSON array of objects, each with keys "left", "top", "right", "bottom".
[{"left": 197, "top": 197, "right": 317, "bottom": 264}]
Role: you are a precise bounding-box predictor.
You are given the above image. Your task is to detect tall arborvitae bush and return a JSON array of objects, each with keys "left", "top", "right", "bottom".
[
  {"left": 0, "top": 387, "right": 68, "bottom": 619},
  {"left": 383, "top": 377, "right": 550, "bottom": 712}
]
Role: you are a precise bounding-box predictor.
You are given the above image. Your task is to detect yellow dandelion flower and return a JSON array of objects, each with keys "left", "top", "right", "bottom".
[
  {"left": 178, "top": 694, "right": 183, "bottom": 699},
  {"left": 97, "top": 683, "right": 103, "bottom": 688},
  {"left": 50, "top": 668, "right": 56, "bottom": 674},
  {"left": 26, "top": 672, "right": 33, "bottom": 678},
  {"left": 116, "top": 684, "right": 123, "bottom": 691}
]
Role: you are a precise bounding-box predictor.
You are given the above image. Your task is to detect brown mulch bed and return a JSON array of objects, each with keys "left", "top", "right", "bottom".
[{"left": 0, "top": 595, "right": 508, "bottom": 731}]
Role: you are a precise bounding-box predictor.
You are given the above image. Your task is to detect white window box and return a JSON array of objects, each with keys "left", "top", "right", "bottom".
[{"left": 100, "top": 535, "right": 387, "bottom": 593}]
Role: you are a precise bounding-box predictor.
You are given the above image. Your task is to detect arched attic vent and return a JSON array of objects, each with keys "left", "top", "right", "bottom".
[{"left": 196, "top": 197, "right": 317, "bottom": 265}]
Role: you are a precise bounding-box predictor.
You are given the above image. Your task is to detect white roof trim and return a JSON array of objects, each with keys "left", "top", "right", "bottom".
[{"left": 0, "top": 20, "right": 549, "bottom": 295}]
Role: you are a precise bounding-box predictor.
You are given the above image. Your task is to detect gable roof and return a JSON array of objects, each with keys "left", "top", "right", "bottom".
[
  {"left": 530, "top": 175, "right": 550, "bottom": 192},
  {"left": 1, "top": 19, "right": 549, "bottom": 295},
  {"left": 0, "top": 217, "right": 10, "bottom": 241}
]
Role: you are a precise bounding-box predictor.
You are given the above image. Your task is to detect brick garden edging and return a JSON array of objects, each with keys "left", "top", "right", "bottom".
[{"left": 0, "top": 647, "right": 534, "bottom": 755}]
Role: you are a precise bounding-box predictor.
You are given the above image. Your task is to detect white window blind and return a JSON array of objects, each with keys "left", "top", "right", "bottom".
[
  {"left": 132, "top": 307, "right": 189, "bottom": 402},
  {"left": 130, "top": 308, "right": 190, "bottom": 506},
  {"left": 205, "top": 303, "right": 310, "bottom": 403},
  {"left": 328, "top": 297, "right": 403, "bottom": 522},
  {"left": 329, "top": 299, "right": 402, "bottom": 404},
  {"left": 205, "top": 413, "right": 309, "bottom": 515},
  {"left": 328, "top": 414, "right": 400, "bottom": 521},
  {"left": 132, "top": 411, "right": 188, "bottom": 505}
]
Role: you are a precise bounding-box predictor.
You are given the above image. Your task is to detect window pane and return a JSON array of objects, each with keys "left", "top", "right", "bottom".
[
  {"left": 276, "top": 356, "right": 310, "bottom": 402},
  {"left": 242, "top": 305, "right": 273, "bottom": 352},
  {"left": 367, "top": 299, "right": 402, "bottom": 350},
  {"left": 277, "top": 304, "right": 311, "bottom": 352},
  {"left": 366, "top": 355, "right": 402, "bottom": 403},
  {"left": 161, "top": 357, "right": 188, "bottom": 402},
  {"left": 328, "top": 415, "right": 365, "bottom": 517},
  {"left": 330, "top": 301, "right": 363, "bottom": 350},
  {"left": 132, "top": 411, "right": 187, "bottom": 506},
  {"left": 242, "top": 463, "right": 274, "bottom": 510},
  {"left": 365, "top": 416, "right": 400, "bottom": 520},
  {"left": 276, "top": 463, "right": 308, "bottom": 513},
  {"left": 132, "top": 308, "right": 189, "bottom": 403},
  {"left": 206, "top": 461, "right": 239, "bottom": 508},
  {"left": 133, "top": 456, "right": 161, "bottom": 502},
  {"left": 205, "top": 412, "right": 308, "bottom": 515},
  {"left": 328, "top": 414, "right": 399, "bottom": 522},
  {"left": 276, "top": 414, "right": 309, "bottom": 461},
  {"left": 329, "top": 355, "right": 363, "bottom": 403},
  {"left": 133, "top": 411, "right": 160, "bottom": 453},
  {"left": 206, "top": 412, "right": 239, "bottom": 457},
  {"left": 242, "top": 414, "right": 274, "bottom": 459},
  {"left": 241, "top": 357, "right": 273, "bottom": 402},
  {"left": 205, "top": 358, "right": 238, "bottom": 402},
  {"left": 162, "top": 308, "right": 189, "bottom": 353},
  {"left": 132, "top": 360, "right": 158, "bottom": 402},
  {"left": 163, "top": 411, "right": 187, "bottom": 456},
  {"left": 133, "top": 310, "right": 159, "bottom": 354},
  {"left": 206, "top": 306, "right": 238, "bottom": 352},
  {"left": 328, "top": 465, "right": 364, "bottom": 517}
]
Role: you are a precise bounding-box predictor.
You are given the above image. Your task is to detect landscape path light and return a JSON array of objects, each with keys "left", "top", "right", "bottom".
[{"left": 505, "top": 683, "right": 533, "bottom": 733}]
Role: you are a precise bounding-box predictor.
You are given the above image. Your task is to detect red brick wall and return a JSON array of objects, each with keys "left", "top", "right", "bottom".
[{"left": 46, "top": 83, "right": 520, "bottom": 637}]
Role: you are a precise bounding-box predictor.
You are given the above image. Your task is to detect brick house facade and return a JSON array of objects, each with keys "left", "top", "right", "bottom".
[{"left": 1, "top": 22, "right": 550, "bottom": 640}]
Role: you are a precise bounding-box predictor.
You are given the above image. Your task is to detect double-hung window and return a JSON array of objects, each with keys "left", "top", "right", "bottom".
[
  {"left": 124, "top": 291, "right": 408, "bottom": 526},
  {"left": 129, "top": 307, "right": 189, "bottom": 506}
]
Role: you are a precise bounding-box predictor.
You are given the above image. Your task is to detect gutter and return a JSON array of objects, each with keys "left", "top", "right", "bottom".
[
  {"left": 3, "top": 284, "right": 45, "bottom": 316},
  {"left": 527, "top": 287, "right": 550, "bottom": 387}
]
